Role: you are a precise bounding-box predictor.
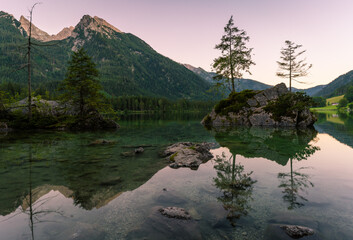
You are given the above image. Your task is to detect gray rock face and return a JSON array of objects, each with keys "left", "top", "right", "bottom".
[
  {"left": 281, "top": 225, "right": 314, "bottom": 239},
  {"left": 202, "top": 83, "right": 316, "bottom": 128},
  {"left": 159, "top": 207, "right": 191, "bottom": 220},
  {"left": 162, "top": 142, "right": 214, "bottom": 170},
  {"left": 8, "top": 98, "right": 119, "bottom": 130}
]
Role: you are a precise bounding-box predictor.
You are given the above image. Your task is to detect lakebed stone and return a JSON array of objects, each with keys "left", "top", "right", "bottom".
[
  {"left": 159, "top": 207, "right": 191, "bottom": 220},
  {"left": 281, "top": 225, "right": 315, "bottom": 239},
  {"left": 126, "top": 207, "right": 202, "bottom": 240},
  {"left": 202, "top": 83, "right": 316, "bottom": 128},
  {"left": 161, "top": 142, "right": 214, "bottom": 170}
]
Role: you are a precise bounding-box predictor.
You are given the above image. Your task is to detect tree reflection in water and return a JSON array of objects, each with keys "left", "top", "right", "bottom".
[
  {"left": 213, "top": 153, "right": 256, "bottom": 227},
  {"left": 277, "top": 142, "right": 320, "bottom": 209},
  {"left": 0, "top": 146, "right": 64, "bottom": 240}
]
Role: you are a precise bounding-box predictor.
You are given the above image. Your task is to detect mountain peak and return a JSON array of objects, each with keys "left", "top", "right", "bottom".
[
  {"left": 74, "top": 14, "right": 122, "bottom": 37},
  {"left": 19, "top": 15, "right": 48, "bottom": 39},
  {"left": 19, "top": 15, "right": 73, "bottom": 42}
]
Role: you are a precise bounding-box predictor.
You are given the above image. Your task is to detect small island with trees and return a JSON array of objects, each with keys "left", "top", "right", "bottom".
[{"left": 202, "top": 16, "right": 316, "bottom": 128}]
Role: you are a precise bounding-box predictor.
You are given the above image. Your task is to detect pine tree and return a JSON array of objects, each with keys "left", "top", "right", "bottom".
[
  {"left": 61, "top": 48, "right": 103, "bottom": 117},
  {"left": 277, "top": 40, "right": 312, "bottom": 92},
  {"left": 213, "top": 16, "right": 255, "bottom": 93}
]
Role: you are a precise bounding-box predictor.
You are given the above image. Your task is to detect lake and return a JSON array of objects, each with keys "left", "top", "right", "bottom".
[{"left": 0, "top": 112, "right": 353, "bottom": 240}]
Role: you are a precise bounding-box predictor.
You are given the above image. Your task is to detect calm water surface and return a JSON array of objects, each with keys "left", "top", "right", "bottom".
[{"left": 0, "top": 113, "right": 353, "bottom": 239}]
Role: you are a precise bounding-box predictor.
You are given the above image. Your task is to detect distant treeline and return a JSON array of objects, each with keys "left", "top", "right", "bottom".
[
  {"left": 110, "top": 96, "right": 215, "bottom": 112},
  {"left": 0, "top": 81, "right": 215, "bottom": 112}
]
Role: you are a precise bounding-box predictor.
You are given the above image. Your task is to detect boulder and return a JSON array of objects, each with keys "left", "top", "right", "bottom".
[
  {"left": 68, "top": 109, "right": 119, "bottom": 130},
  {"left": 202, "top": 83, "right": 316, "bottom": 128},
  {"left": 162, "top": 142, "right": 214, "bottom": 170}
]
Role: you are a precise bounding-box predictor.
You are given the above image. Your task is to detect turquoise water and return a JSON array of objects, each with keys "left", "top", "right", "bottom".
[{"left": 0, "top": 113, "right": 353, "bottom": 239}]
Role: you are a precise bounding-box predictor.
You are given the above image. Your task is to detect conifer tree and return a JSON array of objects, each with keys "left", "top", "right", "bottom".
[
  {"left": 277, "top": 40, "right": 312, "bottom": 92},
  {"left": 213, "top": 16, "right": 255, "bottom": 93},
  {"left": 61, "top": 48, "right": 103, "bottom": 117}
]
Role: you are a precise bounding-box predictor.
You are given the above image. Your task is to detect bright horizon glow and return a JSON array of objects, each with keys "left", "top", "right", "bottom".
[{"left": 2, "top": 0, "right": 353, "bottom": 89}]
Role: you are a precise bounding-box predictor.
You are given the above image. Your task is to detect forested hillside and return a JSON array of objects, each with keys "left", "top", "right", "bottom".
[{"left": 0, "top": 11, "right": 212, "bottom": 100}]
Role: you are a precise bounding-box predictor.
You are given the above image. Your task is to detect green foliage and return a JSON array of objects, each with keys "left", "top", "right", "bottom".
[
  {"left": 312, "top": 96, "right": 326, "bottom": 107},
  {"left": 212, "top": 16, "right": 255, "bottom": 93},
  {"left": 264, "top": 92, "right": 314, "bottom": 121},
  {"left": 203, "top": 114, "right": 212, "bottom": 126},
  {"left": 60, "top": 48, "right": 107, "bottom": 117},
  {"left": 110, "top": 96, "right": 215, "bottom": 112},
  {"left": 338, "top": 98, "right": 348, "bottom": 108},
  {"left": 348, "top": 103, "right": 353, "bottom": 110},
  {"left": 345, "top": 86, "right": 353, "bottom": 103},
  {"left": 169, "top": 152, "right": 178, "bottom": 162},
  {"left": 214, "top": 89, "right": 257, "bottom": 115}
]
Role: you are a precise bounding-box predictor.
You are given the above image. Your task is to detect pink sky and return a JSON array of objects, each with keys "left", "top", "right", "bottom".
[{"left": 2, "top": 0, "right": 353, "bottom": 88}]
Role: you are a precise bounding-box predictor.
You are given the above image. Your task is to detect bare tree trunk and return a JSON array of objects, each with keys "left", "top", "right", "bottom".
[
  {"left": 26, "top": 3, "right": 40, "bottom": 120},
  {"left": 27, "top": 11, "right": 33, "bottom": 120}
]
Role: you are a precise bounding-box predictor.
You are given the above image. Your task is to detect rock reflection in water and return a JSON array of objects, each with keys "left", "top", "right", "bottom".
[
  {"left": 211, "top": 126, "right": 319, "bottom": 166},
  {"left": 210, "top": 126, "right": 320, "bottom": 210},
  {"left": 213, "top": 153, "right": 256, "bottom": 227}
]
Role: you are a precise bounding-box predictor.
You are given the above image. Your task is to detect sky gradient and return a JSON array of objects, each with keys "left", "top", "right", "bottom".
[{"left": 2, "top": 0, "right": 353, "bottom": 88}]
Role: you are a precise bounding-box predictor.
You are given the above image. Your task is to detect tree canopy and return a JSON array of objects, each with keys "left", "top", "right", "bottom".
[
  {"left": 60, "top": 48, "right": 104, "bottom": 117},
  {"left": 276, "top": 40, "right": 312, "bottom": 92},
  {"left": 345, "top": 86, "right": 353, "bottom": 103},
  {"left": 212, "top": 16, "right": 255, "bottom": 93}
]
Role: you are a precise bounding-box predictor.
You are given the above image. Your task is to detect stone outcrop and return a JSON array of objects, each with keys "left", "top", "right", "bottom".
[
  {"left": 8, "top": 98, "right": 119, "bottom": 130},
  {"left": 161, "top": 142, "right": 214, "bottom": 170},
  {"left": 202, "top": 83, "right": 316, "bottom": 128},
  {"left": 9, "top": 97, "right": 64, "bottom": 116}
]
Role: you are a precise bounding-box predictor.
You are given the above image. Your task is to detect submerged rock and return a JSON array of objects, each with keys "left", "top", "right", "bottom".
[
  {"left": 162, "top": 142, "right": 214, "bottom": 170},
  {"left": 281, "top": 225, "right": 314, "bottom": 239},
  {"left": 202, "top": 83, "right": 316, "bottom": 128},
  {"left": 89, "top": 139, "right": 115, "bottom": 145},
  {"left": 159, "top": 207, "right": 191, "bottom": 220},
  {"left": 126, "top": 207, "right": 202, "bottom": 240},
  {"left": 134, "top": 147, "right": 144, "bottom": 154}
]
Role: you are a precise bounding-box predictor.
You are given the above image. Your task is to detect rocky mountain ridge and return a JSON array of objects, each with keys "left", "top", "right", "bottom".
[
  {"left": 18, "top": 14, "right": 123, "bottom": 42},
  {"left": 0, "top": 11, "right": 212, "bottom": 100},
  {"left": 19, "top": 15, "right": 74, "bottom": 41}
]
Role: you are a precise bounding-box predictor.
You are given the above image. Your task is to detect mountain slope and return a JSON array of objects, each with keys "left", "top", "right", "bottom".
[
  {"left": 314, "top": 70, "right": 353, "bottom": 97},
  {"left": 183, "top": 64, "right": 328, "bottom": 96},
  {"left": 183, "top": 64, "right": 271, "bottom": 91},
  {"left": 292, "top": 85, "right": 326, "bottom": 96},
  {"left": 0, "top": 12, "right": 212, "bottom": 100}
]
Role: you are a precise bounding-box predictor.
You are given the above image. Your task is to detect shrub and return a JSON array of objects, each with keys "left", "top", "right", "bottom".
[
  {"left": 264, "top": 92, "right": 314, "bottom": 121},
  {"left": 214, "top": 89, "right": 258, "bottom": 115},
  {"left": 338, "top": 98, "right": 348, "bottom": 108}
]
